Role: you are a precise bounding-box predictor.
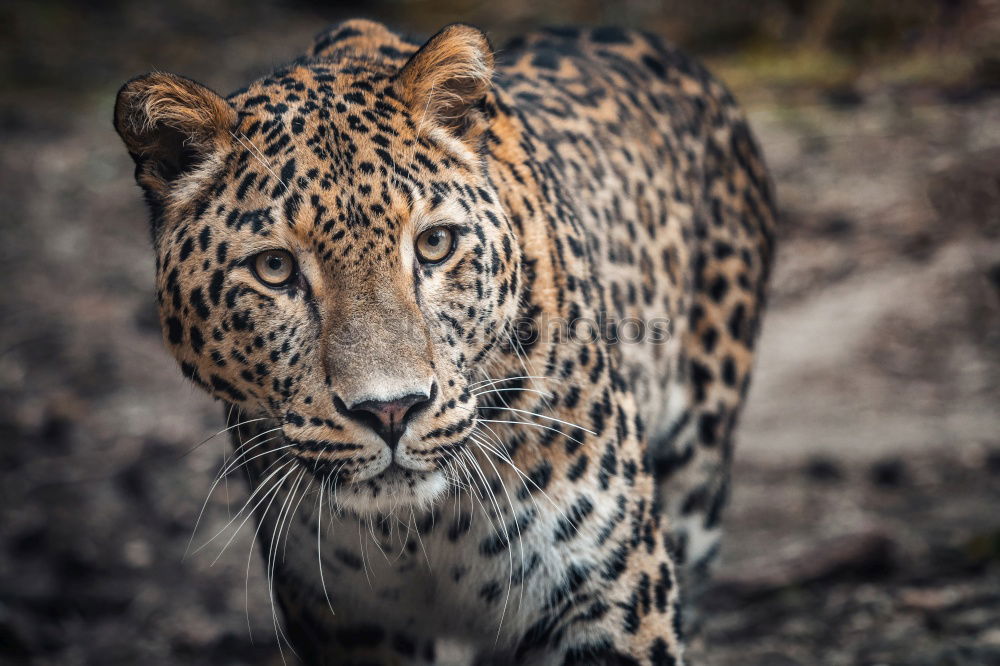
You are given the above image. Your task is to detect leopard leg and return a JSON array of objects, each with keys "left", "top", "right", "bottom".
[
  {"left": 556, "top": 543, "right": 684, "bottom": 665},
  {"left": 512, "top": 503, "right": 685, "bottom": 666}
]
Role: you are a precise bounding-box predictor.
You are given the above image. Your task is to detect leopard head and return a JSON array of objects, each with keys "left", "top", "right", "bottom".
[{"left": 114, "top": 21, "right": 522, "bottom": 516}]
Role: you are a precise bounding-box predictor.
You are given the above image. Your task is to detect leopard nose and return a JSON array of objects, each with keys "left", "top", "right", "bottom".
[{"left": 344, "top": 389, "right": 433, "bottom": 450}]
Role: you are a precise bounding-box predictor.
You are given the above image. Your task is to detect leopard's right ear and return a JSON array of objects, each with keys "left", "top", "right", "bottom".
[{"left": 114, "top": 72, "right": 236, "bottom": 200}]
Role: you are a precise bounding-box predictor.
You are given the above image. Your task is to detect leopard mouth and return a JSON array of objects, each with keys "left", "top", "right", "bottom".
[
  {"left": 281, "top": 420, "right": 470, "bottom": 514},
  {"left": 285, "top": 426, "right": 468, "bottom": 480}
]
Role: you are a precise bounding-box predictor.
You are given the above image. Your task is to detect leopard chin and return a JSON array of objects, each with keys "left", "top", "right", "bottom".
[{"left": 322, "top": 463, "right": 451, "bottom": 518}]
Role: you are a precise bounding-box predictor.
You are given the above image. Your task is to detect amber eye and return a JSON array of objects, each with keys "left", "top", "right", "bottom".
[
  {"left": 252, "top": 249, "right": 296, "bottom": 286},
  {"left": 415, "top": 226, "right": 455, "bottom": 264}
]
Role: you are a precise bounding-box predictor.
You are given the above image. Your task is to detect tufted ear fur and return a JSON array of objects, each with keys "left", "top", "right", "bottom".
[
  {"left": 395, "top": 24, "right": 494, "bottom": 141},
  {"left": 114, "top": 72, "right": 236, "bottom": 200}
]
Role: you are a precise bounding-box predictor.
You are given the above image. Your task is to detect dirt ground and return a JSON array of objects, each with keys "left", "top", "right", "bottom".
[{"left": 1, "top": 2, "right": 999, "bottom": 665}]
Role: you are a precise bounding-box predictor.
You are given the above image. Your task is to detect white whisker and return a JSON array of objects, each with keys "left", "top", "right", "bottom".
[
  {"left": 478, "top": 405, "right": 596, "bottom": 435},
  {"left": 230, "top": 131, "right": 288, "bottom": 193}
]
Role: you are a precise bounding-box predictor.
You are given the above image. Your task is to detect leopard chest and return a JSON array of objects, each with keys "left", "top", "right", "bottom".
[{"left": 258, "top": 471, "right": 629, "bottom": 644}]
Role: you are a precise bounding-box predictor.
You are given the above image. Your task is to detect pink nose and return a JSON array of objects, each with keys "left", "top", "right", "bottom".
[{"left": 345, "top": 392, "right": 431, "bottom": 449}]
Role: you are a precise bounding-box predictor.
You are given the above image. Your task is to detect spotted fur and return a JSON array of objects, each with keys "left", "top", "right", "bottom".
[{"left": 115, "top": 19, "right": 775, "bottom": 665}]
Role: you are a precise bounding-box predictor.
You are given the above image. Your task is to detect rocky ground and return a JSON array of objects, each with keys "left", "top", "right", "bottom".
[{"left": 1, "top": 2, "right": 999, "bottom": 664}]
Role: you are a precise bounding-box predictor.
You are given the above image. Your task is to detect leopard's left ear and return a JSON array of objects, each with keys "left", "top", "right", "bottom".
[{"left": 395, "top": 23, "right": 494, "bottom": 142}]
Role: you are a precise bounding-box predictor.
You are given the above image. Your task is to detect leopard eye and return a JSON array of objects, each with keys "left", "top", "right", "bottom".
[
  {"left": 252, "top": 249, "right": 296, "bottom": 286},
  {"left": 415, "top": 226, "right": 454, "bottom": 264}
]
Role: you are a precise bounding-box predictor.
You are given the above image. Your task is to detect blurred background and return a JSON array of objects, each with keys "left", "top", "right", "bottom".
[{"left": 1, "top": 1, "right": 999, "bottom": 664}]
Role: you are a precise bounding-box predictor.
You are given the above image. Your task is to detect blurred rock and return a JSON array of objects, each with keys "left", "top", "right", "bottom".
[
  {"left": 870, "top": 458, "right": 907, "bottom": 488},
  {"left": 927, "top": 147, "right": 1000, "bottom": 238},
  {"left": 803, "top": 455, "right": 844, "bottom": 482},
  {"left": 712, "top": 530, "right": 896, "bottom": 601}
]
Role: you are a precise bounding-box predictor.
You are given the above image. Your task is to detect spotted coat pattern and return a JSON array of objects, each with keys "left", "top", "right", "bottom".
[{"left": 115, "top": 19, "right": 775, "bottom": 666}]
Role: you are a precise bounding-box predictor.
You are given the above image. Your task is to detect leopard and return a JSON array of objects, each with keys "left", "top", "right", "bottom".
[{"left": 114, "top": 18, "right": 775, "bottom": 666}]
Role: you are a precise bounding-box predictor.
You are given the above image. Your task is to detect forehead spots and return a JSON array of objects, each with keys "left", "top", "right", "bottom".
[{"left": 202, "top": 67, "right": 506, "bottom": 275}]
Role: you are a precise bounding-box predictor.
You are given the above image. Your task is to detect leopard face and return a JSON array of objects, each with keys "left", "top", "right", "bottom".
[{"left": 116, "top": 25, "right": 522, "bottom": 516}]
